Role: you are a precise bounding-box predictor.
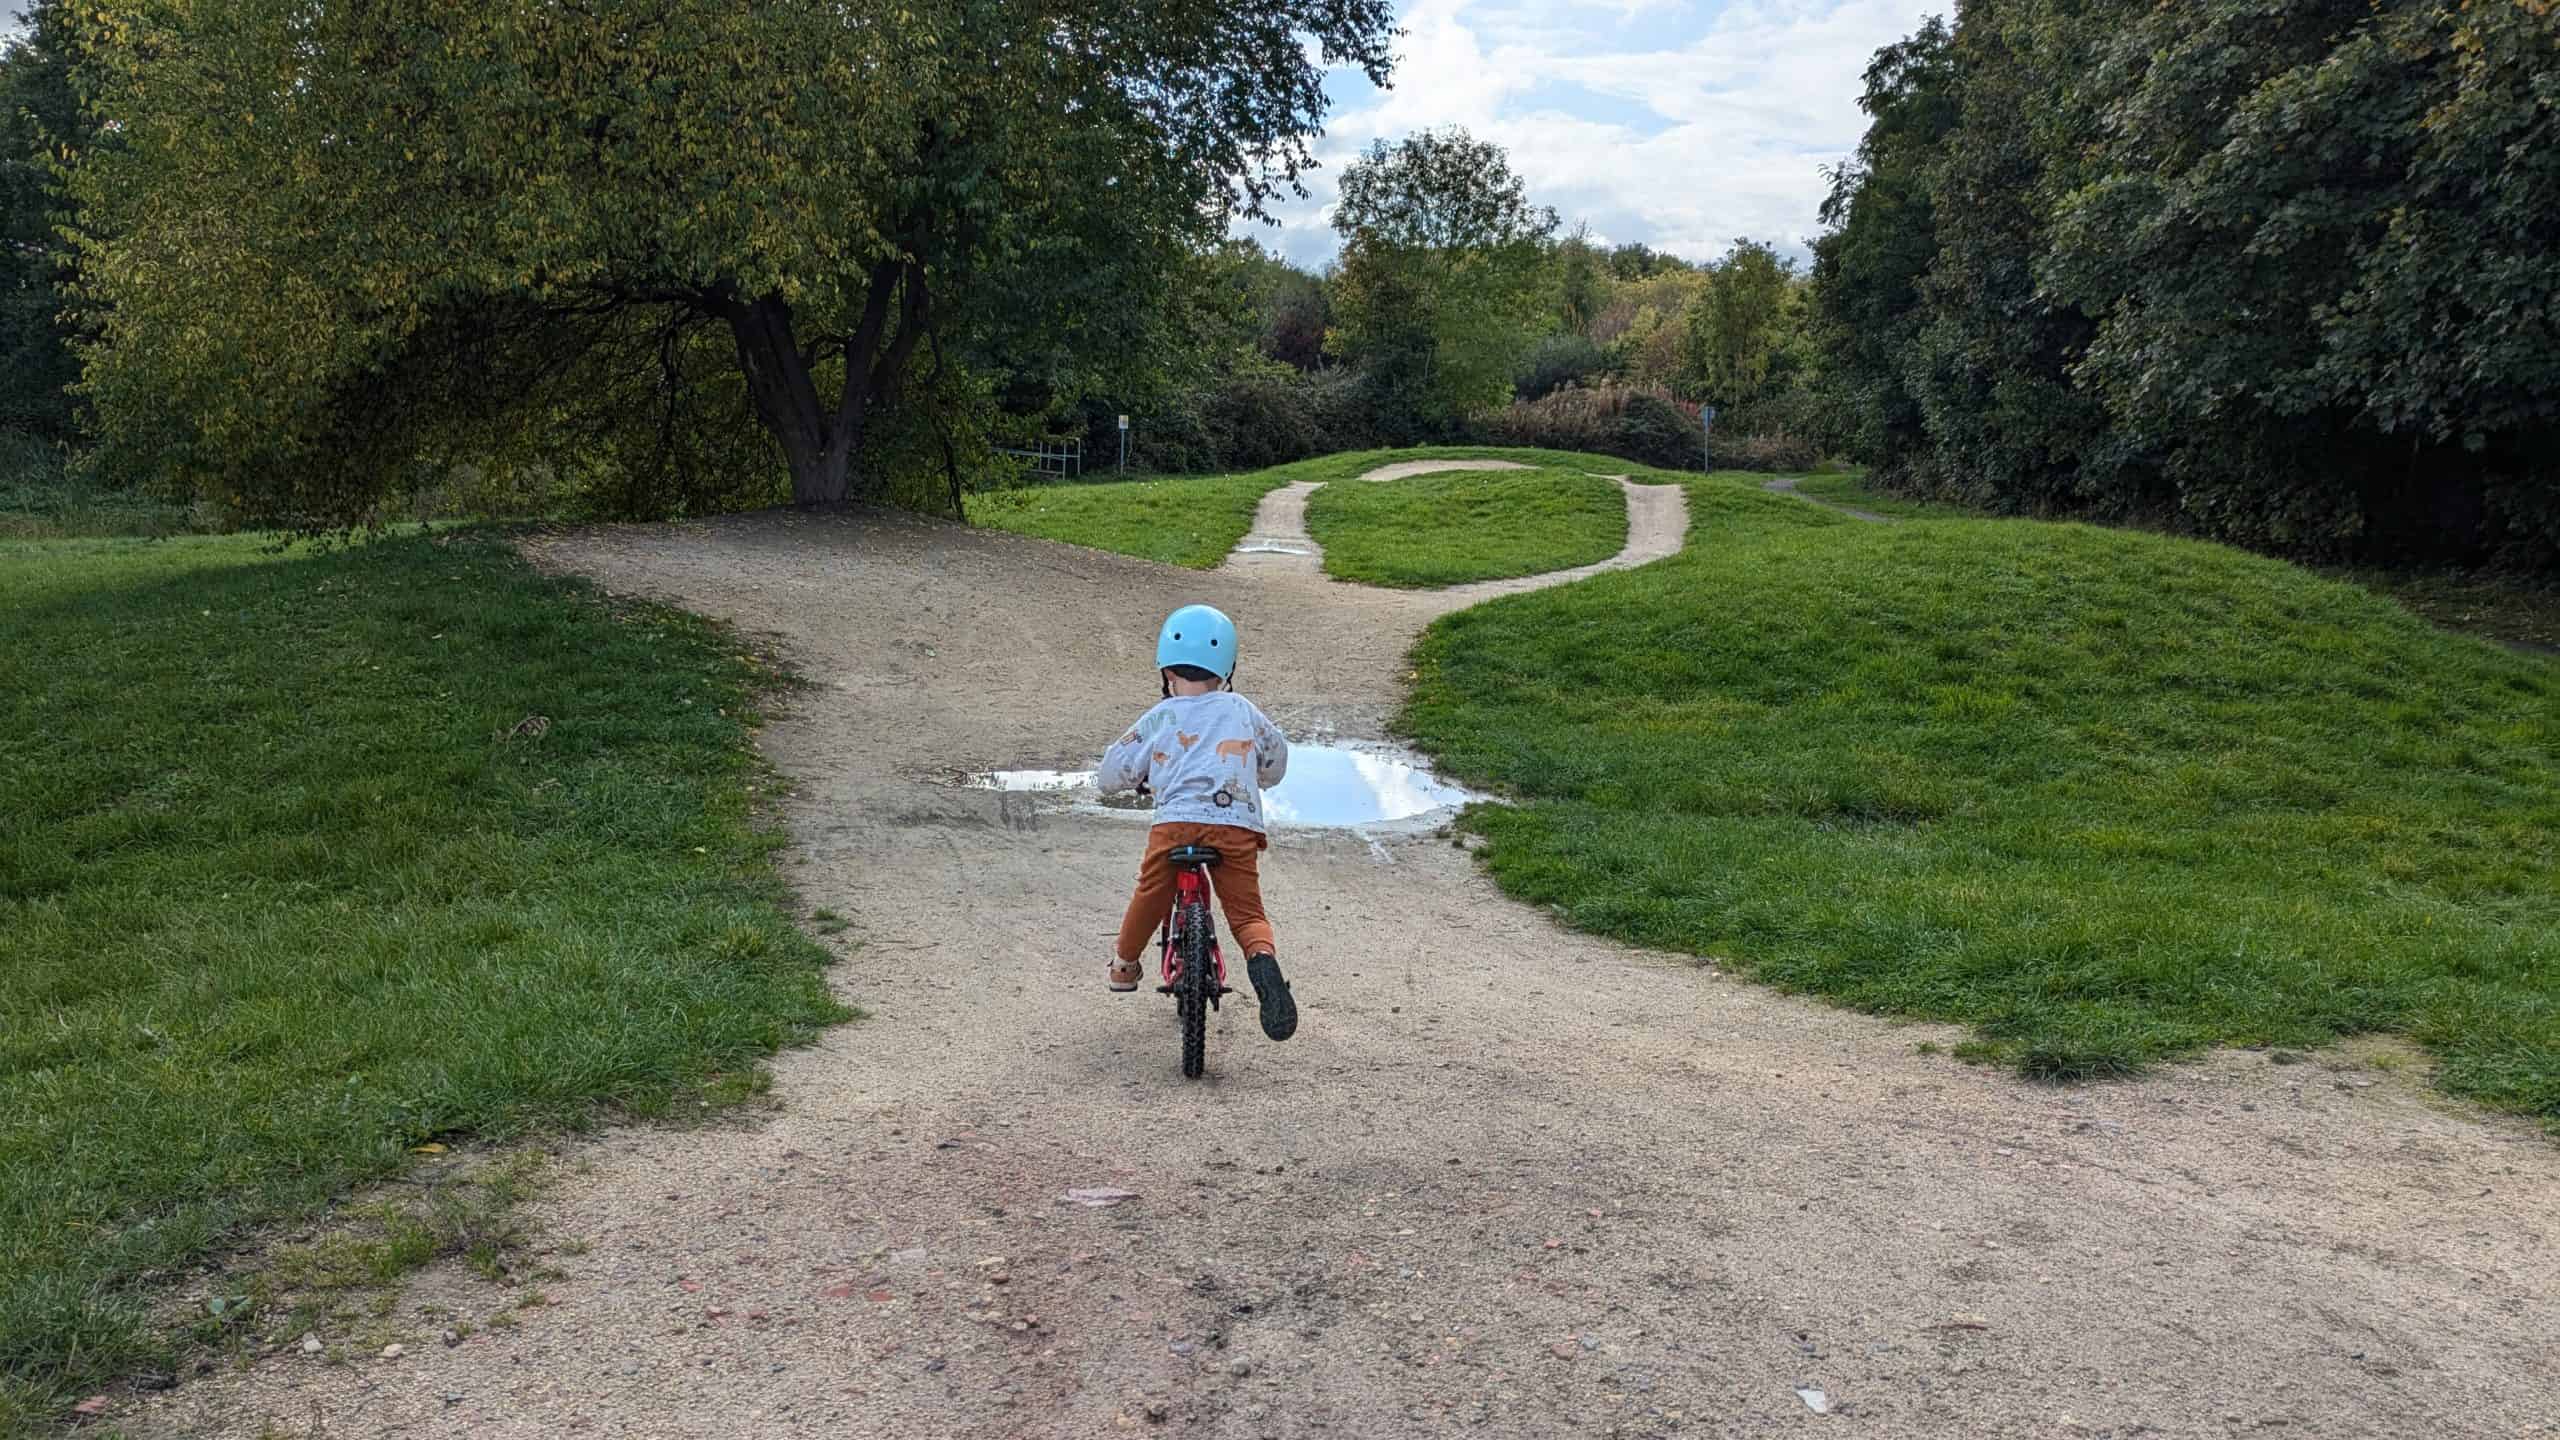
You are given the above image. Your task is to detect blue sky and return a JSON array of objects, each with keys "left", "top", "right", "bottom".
[{"left": 1248, "top": 0, "right": 1948, "bottom": 269}]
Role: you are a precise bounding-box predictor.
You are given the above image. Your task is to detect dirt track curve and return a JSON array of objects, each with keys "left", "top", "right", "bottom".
[{"left": 135, "top": 465, "right": 2560, "bottom": 1439}]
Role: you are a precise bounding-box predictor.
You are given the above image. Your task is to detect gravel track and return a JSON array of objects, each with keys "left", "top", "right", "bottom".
[{"left": 128, "top": 466, "right": 2560, "bottom": 1439}]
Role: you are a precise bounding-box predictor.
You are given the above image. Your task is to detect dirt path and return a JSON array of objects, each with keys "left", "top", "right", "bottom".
[
  {"left": 1762, "top": 474, "right": 1892, "bottom": 523},
  {"left": 135, "top": 492, "right": 2560, "bottom": 1438}
]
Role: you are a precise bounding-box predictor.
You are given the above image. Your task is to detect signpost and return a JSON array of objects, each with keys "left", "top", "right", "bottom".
[
  {"left": 1117, "top": 414, "right": 1129, "bottom": 474},
  {"left": 1701, "top": 405, "right": 1718, "bottom": 472}
]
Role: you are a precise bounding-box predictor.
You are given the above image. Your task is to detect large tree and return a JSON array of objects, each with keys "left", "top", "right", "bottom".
[
  {"left": 1815, "top": 0, "right": 2558, "bottom": 562},
  {"left": 1325, "top": 127, "right": 1558, "bottom": 428},
  {"left": 2045, "top": 0, "right": 2559, "bottom": 557},
  {"left": 1807, "top": 16, "right": 1958, "bottom": 470},
  {"left": 68, "top": 0, "right": 1394, "bottom": 523},
  {"left": 1233, "top": 240, "right": 1330, "bottom": 371},
  {"left": 1679, "top": 238, "right": 1792, "bottom": 411},
  {"left": 1897, "top": 0, "right": 2118, "bottom": 514}
]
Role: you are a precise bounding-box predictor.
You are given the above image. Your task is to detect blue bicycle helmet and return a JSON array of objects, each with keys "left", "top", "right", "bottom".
[{"left": 1155, "top": 604, "right": 1238, "bottom": 680}]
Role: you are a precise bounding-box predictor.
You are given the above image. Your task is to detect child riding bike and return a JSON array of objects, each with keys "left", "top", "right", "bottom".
[{"left": 1095, "top": 604, "right": 1298, "bottom": 1042}]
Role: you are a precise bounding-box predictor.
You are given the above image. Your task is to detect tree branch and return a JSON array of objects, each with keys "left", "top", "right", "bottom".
[
  {"left": 867, "top": 261, "right": 932, "bottom": 406},
  {"left": 836, "top": 258, "right": 903, "bottom": 418}
]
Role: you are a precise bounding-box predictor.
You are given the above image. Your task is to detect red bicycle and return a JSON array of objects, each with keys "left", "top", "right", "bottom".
[{"left": 1157, "top": 844, "right": 1235, "bottom": 1079}]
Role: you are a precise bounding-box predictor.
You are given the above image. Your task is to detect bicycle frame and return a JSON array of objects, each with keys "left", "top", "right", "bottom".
[{"left": 1156, "top": 862, "right": 1229, "bottom": 993}]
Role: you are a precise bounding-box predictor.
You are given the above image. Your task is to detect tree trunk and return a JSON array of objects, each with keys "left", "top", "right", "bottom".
[
  {"left": 719, "top": 258, "right": 928, "bottom": 509},
  {"left": 723, "top": 294, "right": 852, "bottom": 506}
]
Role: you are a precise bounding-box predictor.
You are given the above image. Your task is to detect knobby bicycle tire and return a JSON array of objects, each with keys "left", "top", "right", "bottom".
[{"left": 1176, "top": 896, "right": 1212, "bottom": 1079}]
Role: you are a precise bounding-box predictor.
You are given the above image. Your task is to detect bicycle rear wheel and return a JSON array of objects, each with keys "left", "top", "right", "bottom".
[{"left": 1175, "top": 896, "right": 1211, "bottom": 1079}]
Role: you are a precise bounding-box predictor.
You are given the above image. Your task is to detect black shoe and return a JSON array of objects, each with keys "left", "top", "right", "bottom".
[{"left": 1247, "top": 952, "right": 1297, "bottom": 1042}]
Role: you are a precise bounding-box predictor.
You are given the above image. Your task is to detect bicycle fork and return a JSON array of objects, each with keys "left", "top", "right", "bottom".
[{"left": 1156, "top": 866, "right": 1233, "bottom": 1005}]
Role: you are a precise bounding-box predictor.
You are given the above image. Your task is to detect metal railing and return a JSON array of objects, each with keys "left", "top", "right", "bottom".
[{"left": 995, "top": 436, "right": 1083, "bottom": 482}]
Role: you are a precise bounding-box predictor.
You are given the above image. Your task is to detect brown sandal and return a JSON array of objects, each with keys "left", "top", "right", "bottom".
[{"left": 1106, "top": 957, "right": 1143, "bottom": 991}]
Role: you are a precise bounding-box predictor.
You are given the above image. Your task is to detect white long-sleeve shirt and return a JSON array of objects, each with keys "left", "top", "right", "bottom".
[{"left": 1096, "top": 692, "right": 1291, "bottom": 834}]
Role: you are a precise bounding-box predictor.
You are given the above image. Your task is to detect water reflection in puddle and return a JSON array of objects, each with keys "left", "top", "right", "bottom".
[
  {"left": 968, "top": 768, "right": 1087, "bottom": 792},
  {"left": 1265, "top": 745, "right": 1478, "bottom": 825},
  {"left": 965, "top": 743, "right": 1480, "bottom": 827}
]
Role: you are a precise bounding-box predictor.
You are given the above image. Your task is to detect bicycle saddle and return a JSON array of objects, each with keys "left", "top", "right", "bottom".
[{"left": 1165, "top": 844, "right": 1223, "bottom": 869}]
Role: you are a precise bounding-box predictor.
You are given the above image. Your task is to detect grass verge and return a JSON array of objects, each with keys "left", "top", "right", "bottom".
[
  {"left": 1307, "top": 467, "right": 1628, "bottom": 587},
  {"left": 1781, "top": 465, "right": 2560, "bottom": 656},
  {"left": 967, "top": 446, "right": 1682, "bottom": 568},
  {"left": 969, "top": 470, "right": 1285, "bottom": 569},
  {"left": 1402, "top": 477, "right": 2559, "bottom": 1113},
  {"left": 1787, "top": 470, "right": 1990, "bottom": 520},
  {"left": 0, "top": 529, "right": 849, "bottom": 1431},
  {"left": 2339, "top": 567, "right": 2560, "bottom": 657}
]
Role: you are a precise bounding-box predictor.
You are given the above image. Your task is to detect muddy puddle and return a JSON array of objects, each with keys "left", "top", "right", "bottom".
[{"left": 964, "top": 742, "right": 1481, "bottom": 827}]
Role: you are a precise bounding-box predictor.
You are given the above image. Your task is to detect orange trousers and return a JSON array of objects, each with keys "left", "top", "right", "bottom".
[{"left": 1115, "top": 823, "right": 1276, "bottom": 963}]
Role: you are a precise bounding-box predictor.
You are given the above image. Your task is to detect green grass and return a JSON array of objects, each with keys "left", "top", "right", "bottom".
[
  {"left": 1306, "top": 466, "right": 1629, "bottom": 587},
  {"left": 1783, "top": 466, "right": 2560, "bottom": 655},
  {"left": 1787, "top": 470, "right": 1991, "bottom": 520},
  {"left": 969, "top": 469, "right": 1286, "bottom": 569},
  {"left": 0, "top": 530, "right": 848, "bottom": 1430},
  {"left": 967, "top": 446, "right": 1685, "bottom": 569},
  {"left": 1401, "top": 476, "right": 2560, "bottom": 1112}
]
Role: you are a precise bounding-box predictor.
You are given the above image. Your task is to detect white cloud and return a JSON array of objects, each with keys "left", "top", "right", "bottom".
[{"left": 1245, "top": 0, "right": 1946, "bottom": 269}]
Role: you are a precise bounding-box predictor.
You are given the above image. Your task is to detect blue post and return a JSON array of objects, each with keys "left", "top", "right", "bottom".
[{"left": 1701, "top": 405, "right": 1717, "bottom": 472}]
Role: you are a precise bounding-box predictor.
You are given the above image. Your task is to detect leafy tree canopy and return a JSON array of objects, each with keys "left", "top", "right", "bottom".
[
  {"left": 1681, "top": 239, "right": 1794, "bottom": 411},
  {"left": 68, "top": 0, "right": 1395, "bottom": 525},
  {"left": 1325, "top": 127, "right": 1558, "bottom": 427},
  {"left": 1814, "top": 0, "right": 2558, "bottom": 565}
]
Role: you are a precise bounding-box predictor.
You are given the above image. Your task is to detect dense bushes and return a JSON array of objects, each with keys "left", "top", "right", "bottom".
[
  {"left": 1513, "top": 334, "right": 1613, "bottom": 401},
  {"left": 1467, "top": 385, "right": 1807, "bottom": 473},
  {"left": 0, "top": 429, "right": 204, "bottom": 537},
  {"left": 1065, "top": 364, "right": 1425, "bottom": 478},
  {"left": 0, "top": 9, "right": 83, "bottom": 444},
  {"left": 1073, "top": 373, "right": 1821, "bottom": 481},
  {"left": 1815, "top": 1, "right": 2559, "bottom": 567},
  {"left": 1475, "top": 386, "right": 1693, "bottom": 469},
  {"left": 1700, "top": 432, "right": 1821, "bottom": 474}
]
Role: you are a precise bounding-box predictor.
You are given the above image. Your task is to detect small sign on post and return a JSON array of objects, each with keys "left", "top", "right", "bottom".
[
  {"left": 1117, "top": 414, "right": 1130, "bottom": 474},
  {"left": 1701, "top": 405, "right": 1718, "bottom": 472}
]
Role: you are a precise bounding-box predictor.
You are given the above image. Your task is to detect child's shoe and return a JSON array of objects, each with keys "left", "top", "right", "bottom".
[
  {"left": 1246, "top": 952, "right": 1297, "bottom": 1041},
  {"left": 1107, "top": 956, "right": 1142, "bottom": 992}
]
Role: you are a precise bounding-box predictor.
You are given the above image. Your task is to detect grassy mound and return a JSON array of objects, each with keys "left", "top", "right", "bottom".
[
  {"left": 968, "top": 470, "right": 1283, "bottom": 569},
  {"left": 1403, "top": 479, "right": 2560, "bottom": 1113},
  {"left": 0, "top": 531, "right": 847, "bottom": 1426},
  {"left": 967, "top": 446, "right": 1680, "bottom": 569},
  {"left": 1307, "top": 467, "right": 1629, "bottom": 588}
]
